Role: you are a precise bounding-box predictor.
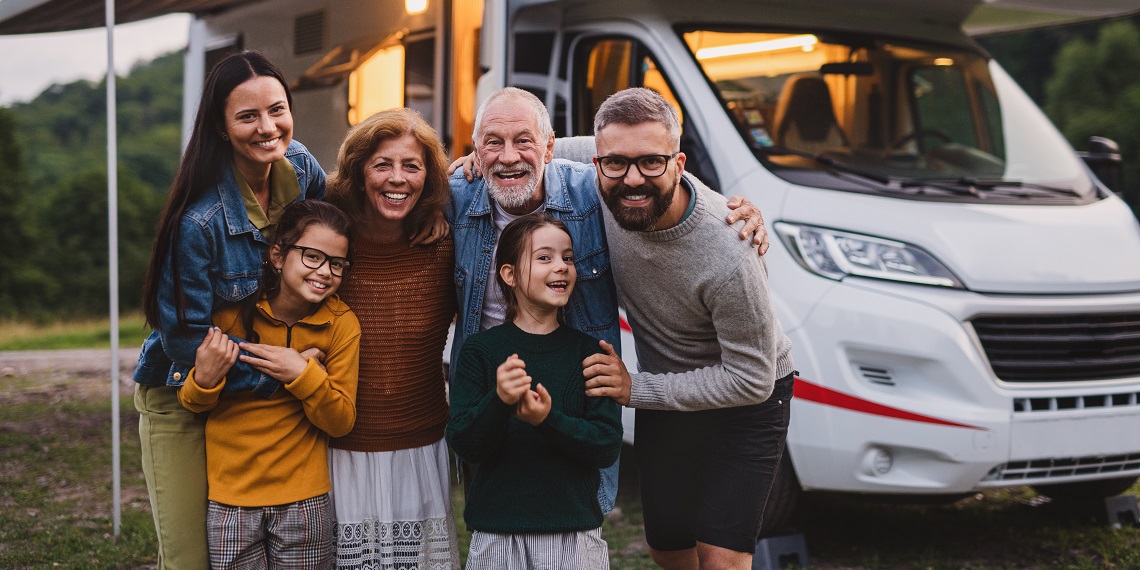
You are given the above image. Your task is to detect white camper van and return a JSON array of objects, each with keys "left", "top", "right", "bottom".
[
  {"left": 8, "top": 0, "right": 1130, "bottom": 535},
  {"left": 174, "top": 0, "right": 1140, "bottom": 533}
]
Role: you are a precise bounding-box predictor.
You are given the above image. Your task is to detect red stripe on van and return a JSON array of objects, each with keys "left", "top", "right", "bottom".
[
  {"left": 619, "top": 316, "right": 632, "bottom": 333},
  {"left": 793, "top": 377, "right": 986, "bottom": 430}
]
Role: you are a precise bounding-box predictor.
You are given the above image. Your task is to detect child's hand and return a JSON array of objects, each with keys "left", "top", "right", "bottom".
[
  {"left": 299, "top": 347, "right": 327, "bottom": 371},
  {"left": 496, "top": 354, "right": 531, "bottom": 405},
  {"left": 515, "top": 383, "right": 552, "bottom": 426},
  {"left": 239, "top": 342, "right": 310, "bottom": 384},
  {"left": 193, "top": 327, "right": 238, "bottom": 389}
]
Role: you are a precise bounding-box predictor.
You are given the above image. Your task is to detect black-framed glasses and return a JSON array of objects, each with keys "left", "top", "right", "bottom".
[
  {"left": 596, "top": 152, "right": 679, "bottom": 179},
  {"left": 289, "top": 245, "right": 351, "bottom": 276}
]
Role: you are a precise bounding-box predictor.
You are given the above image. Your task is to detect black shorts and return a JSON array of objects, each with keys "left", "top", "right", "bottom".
[{"left": 635, "top": 372, "right": 794, "bottom": 553}]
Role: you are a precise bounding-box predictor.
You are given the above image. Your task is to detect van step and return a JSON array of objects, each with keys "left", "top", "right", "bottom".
[
  {"left": 754, "top": 533, "right": 810, "bottom": 569},
  {"left": 1105, "top": 494, "right": 1140, "bottom": 529}
]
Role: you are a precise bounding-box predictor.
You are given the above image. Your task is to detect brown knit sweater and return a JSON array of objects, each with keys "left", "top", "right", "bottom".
[{"left": 330, "top": 234, "right": 456, "bottom": 452}]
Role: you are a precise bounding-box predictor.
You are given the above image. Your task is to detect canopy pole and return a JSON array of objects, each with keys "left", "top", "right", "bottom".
[{"left": 105, "top": 0, "right": 121, "bottom": 539}]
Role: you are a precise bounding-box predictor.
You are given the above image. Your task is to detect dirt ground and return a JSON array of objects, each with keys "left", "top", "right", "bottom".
[{"left": 0, "top": 347, "right": 140, "bottom": 403}]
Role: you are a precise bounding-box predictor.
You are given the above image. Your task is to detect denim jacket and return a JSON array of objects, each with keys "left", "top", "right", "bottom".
[
  {"left": 133, "top": 140, "right": 326, "bottom": 396},
  {"left": 447, "top": 158, "right": 621, "bottom": 511}
]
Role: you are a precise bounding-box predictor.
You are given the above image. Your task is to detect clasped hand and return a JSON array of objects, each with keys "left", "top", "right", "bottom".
[
  {"left": 192, "top": 327, "right": 239, "bottom": 389},
  {"left": 239, "top": 342, "right": 325, "bottom": 384},
  {"left": 496, "top": 354, "right": 551, "bottom": 426}
]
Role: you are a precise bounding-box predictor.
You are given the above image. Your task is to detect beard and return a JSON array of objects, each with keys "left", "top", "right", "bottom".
[
  {"left": 486, "top": 162, "right": 540, "bottom": 210},
  {"left": 601, "top": 174, "right": 677, "bottom": 231}
]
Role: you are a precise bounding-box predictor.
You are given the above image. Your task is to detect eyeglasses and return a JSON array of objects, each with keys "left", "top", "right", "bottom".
[
  {"left": 596, "top": 152, "right": 679, "bottom": 179},
  {"left": 289, "top": 246, "right": 351, "bottom": 276}
]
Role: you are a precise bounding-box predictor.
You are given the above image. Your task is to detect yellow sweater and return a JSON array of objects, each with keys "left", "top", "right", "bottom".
[{"left": 178, "top": 295, "right": 360, "bottom": 507}]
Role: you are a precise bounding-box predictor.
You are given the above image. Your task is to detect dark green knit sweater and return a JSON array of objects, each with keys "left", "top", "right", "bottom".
[{"left": 446, "top": 322, "right": 623, "bottom": 533}]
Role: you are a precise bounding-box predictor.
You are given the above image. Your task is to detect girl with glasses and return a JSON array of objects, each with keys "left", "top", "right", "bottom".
[{"left": 177, "top": 199, "right": 361, "bottom": 569}]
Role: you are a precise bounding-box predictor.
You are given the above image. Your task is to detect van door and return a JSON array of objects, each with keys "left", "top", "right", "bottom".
[{"left": 566, "top": 35, "right": 720, "bottom": 190}]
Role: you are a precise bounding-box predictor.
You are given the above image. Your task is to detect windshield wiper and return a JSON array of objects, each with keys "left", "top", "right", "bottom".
[
  {"left": 757, "top": 145, "right": 891, "bottom": 184},
  {"left": 915, "top": 177, "right": 1082, "bottom": 198},
  {"left": 757, "top": 146, "right": 975, "bottom": 195}
]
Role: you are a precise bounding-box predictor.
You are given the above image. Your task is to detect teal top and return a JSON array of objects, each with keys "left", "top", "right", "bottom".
[{"left": 446, "top": 322, "right": 623, "bottom": 533}]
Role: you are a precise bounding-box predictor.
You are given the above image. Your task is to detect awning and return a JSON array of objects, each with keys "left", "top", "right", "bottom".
[
  {"left": 0, "top": 0, "right": 261, "bottom": 34},
  {"left": 2, "top": 0, "right": 1138, "bottom": 36},
  {"left": 965, "top": 0, "right": 1140, "bottom": 35}
]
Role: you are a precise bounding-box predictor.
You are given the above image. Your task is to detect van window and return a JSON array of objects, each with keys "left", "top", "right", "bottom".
[
  {"left": 344, "top": 34, "right": 436, "bottom": 126},
  {"left": 910, "top": 66, "right": 979, "bottom": 151},
  {"left": 574, "top": 37, "right": 716, "bottom": 188},
  {"left": 681, "top": 29, "right": 1094, "bottom": 203},
  {"left": 348, "top": 44, "right": 405, "bottom": 125}
]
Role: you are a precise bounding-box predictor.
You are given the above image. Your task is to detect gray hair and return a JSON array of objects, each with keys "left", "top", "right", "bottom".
[
  {"left": 593, "top": 87, "right": 681, "bottom": 149},
  {"left": 473, "top": 87, "right": 554, "bottom": 143}
]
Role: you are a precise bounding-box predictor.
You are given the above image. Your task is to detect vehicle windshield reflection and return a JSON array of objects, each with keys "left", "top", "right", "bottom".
[{"left": 683, "top": 29, "right": 1095, "bottom": 202}]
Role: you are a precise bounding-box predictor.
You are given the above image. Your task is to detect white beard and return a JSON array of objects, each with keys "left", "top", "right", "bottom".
[{"left": 486, "top": 163, "right": 540, "bottom": 209}]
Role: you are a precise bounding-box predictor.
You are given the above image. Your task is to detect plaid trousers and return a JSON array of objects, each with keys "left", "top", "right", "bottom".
[{"left": 208, "top": 493, "right": 335, "bottom": 569}]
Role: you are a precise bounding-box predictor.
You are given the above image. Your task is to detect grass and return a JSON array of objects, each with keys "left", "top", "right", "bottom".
[
  {"left": 793, "top": 487, "right": 1140, "bottom": 569},
  {"left": 0, "top": 389, "right": 158, "bottom": 569},
  {"left": 0, "top": 314, "right": 150, "bottom": 351}
]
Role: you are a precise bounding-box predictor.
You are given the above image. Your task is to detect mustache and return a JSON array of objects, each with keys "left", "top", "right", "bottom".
[
  {"left": 488, "top": 162, "right": 535, "bottom": 176},
  {"left": 610, "top": 183, "right": 658, "bottom": 198}
]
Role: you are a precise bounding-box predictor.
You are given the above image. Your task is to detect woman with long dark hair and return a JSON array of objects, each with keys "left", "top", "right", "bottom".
[{"left": 133, "top": 50, "right": 325, "bottom": 569}]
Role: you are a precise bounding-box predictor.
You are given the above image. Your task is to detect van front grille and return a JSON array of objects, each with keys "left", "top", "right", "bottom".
[
  {"left": 983, "top": 454, "right": 1140, "bottom": 482},
  {"left": 972, "top": 314, "right": 1140, "bottom": 382}
]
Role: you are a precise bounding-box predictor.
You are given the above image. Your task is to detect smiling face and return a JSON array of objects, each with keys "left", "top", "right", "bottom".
[
  {"left": 362, "top": 133, "right": 427, "bottom": 235},
  {"left": 594, "top": 121, "right": 687, "bottom": 231},
  {"left": 223, "top": 75, "right": 293, "bottom": 175},
  {"left": 474, "top": 95, "right": 555, "bottom": 213},
  {"left": 501, "top": 224, "right": 577, "bottom": 318},
  {"left": 270, "top": 224, "right": 349, "bottom": 322}
]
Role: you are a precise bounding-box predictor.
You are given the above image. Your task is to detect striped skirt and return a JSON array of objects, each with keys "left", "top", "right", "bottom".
[{"left": 465, "top": 527, "right": 609, "bottom": 570}]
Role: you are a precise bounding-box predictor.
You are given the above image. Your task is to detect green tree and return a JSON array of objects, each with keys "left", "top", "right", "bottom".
[
  {"left": 1045, "top": 20, "right": 1140, "bottom": 211},
  {"left": 35, "top": 167, "right": 163, "bottom": 316},
  {"left": 3, "top": 50, "right": 183, "bottom": 318},
  {"left": 0, "top": 107, "right": 35, "bottom": 317}
]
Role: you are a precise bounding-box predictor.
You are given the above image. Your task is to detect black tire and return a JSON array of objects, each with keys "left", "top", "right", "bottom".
[
  {"left": 758, "top": 452, "right": 801, "bottom": 537},
  {"left": 1032, "top": 476, "right": 1139, "bottom": 503}
]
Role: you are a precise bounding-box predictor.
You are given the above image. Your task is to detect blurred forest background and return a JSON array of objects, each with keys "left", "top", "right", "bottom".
[{"left": 0, "top": 16, "right": 1138, "bottom": 321}]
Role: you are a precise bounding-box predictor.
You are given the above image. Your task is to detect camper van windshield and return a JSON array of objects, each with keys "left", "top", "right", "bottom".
[{"left": 683, "top": 30, "right": 1096, "bottom": 202}]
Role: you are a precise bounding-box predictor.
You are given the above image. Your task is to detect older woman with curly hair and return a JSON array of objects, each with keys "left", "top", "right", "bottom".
[{"left": 324, "top": 108, "right": 459, "bottom": 569}]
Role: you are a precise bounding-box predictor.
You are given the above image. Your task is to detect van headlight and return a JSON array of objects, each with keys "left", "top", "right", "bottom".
[{"left": 774, "top": 222, "right": 964, "bottom": 289}]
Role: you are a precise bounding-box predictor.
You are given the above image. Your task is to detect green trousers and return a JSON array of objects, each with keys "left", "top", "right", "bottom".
[{"left": 135, "top": 384, "right": 209, "bottom": 570}]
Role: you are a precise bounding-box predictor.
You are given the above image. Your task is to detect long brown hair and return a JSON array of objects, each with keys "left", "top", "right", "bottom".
[
  {"left": 142, "top": 50, "right": 294, "bottom": 330},
  {"left": 495, "top": 213, "right": 573, "bottom": 322},
  {"left": 325, "top": 107, "right": 450, "bottom": 238}
]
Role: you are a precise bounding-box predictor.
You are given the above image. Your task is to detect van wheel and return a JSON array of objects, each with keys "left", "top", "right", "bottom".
[
  {"left": 1032, "top": 476, "right": 1139, "bottom": 503},
  {"left": 758, "top": 452, "right": 801, "bottom": 537}
]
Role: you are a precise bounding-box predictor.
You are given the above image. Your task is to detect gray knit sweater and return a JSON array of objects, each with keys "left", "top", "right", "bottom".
[{"left": 604, "top": 180, "right": 795, "bottom": 410}]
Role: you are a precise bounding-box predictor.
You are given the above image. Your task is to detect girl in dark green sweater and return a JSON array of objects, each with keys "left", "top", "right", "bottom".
[{"left": 447, "top": 214, "right": 623, "bottom": 569}]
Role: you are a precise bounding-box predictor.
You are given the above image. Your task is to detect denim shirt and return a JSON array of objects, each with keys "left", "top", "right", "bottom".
[
  {"left": 447, "top": 158, "right": 621, "bottom": 511},
  {"left": 133, "top": 140, "right": 326, "bottom": 396}
]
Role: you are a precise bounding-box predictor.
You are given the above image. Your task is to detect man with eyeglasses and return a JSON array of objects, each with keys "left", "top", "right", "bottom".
[
  {"left": 448, "top": 86, "right": 768, "bottom": 525},
  {"left": 578, "top": 87, "right": 796, "bottom": 570}
]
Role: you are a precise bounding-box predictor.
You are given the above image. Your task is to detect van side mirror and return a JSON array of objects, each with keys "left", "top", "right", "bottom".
[{"left": 1079, "top": 136, "right": 1123, "bottom": 195}]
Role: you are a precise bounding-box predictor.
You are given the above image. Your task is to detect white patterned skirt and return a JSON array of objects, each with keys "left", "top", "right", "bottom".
[{"left": 329, "top": 438, "right": 460, "bottom": 570}]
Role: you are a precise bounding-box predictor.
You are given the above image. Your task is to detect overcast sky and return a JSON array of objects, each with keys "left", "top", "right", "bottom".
[{"left": 0, "top": 12, "right": 190, "bottom": 106}]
